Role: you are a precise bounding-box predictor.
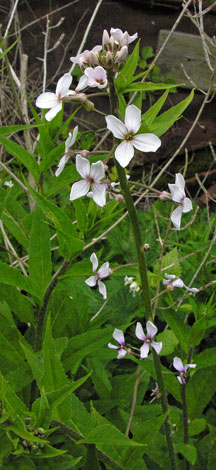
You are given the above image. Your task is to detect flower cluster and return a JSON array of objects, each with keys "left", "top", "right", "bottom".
[
  {"left": 124, "top": 276, "right": 140, "bottom": 297},
  {"left": 108, "top": 321, "right": 162, "bottom": 360}
]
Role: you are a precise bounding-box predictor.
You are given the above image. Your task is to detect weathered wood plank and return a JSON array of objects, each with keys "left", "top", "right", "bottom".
[{"left": 156, "top": 30, "right": 216, "bottom": 91}]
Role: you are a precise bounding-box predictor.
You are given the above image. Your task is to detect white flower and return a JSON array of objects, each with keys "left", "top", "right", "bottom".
[
  {"left": 163, "top": 273, "right": 199, "bottom": 294},
  {"left": 108, "top": 329, "right": 127, "bottom": 359},
  {"left": 106, "top": 104, "right": 161, "bottom": 168},
  {"left": 36, "top": 73, "right": 74, "bottom": 121},
  {"left": 124, "top": 276, "right": 134, "bottom": 286},
  {"left": 55, "top": 126, "right": 78, "bottom": 177},
  {"left": 70, "top": 45, "right": 102, "bottom": 67},
  {"left": 70, "top": 155, "right": 106, "bottom": 207},
  {"left": 85, "top": 252, "right": 110, "bottom": 299},
  {"left": 129, "top": 281, "right": 140, "bottom": 297},
  {"left": 110, "top": 28, "right": 138, "bottom": 46},
  {"left": 4, "top": 180, "right": 14, "bottom": 188},
  {"left": 168, "top": 173, "right": 193, "bottom": 229},
  {"left": 135, "top": 321, "right": 162, "bottom": 359}
]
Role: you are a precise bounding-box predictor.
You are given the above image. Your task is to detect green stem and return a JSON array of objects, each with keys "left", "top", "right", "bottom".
[
  {"left": 181, "top": 383, "right": 190, "bottom": 470},
  {"left": 107, "top": 70, "right": 176, "bottom": 470}
]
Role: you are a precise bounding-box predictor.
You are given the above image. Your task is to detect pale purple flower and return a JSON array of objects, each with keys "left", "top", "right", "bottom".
[
  {"left": 70, "top": 155, "right": 106, "bottom": 207},
  {"left": 55, "top": 126, "right": 78, "bottom": 177},
  {"left": 36, "top": 73, "right": 73, "bottom": 121},
  {"left": 168, "top": 174, "right": 192, "bottom": 229},
  {"left": 173, "top": 357, "right": 196, "bottom": 384},
  {"left": 70, "top": 45, "right": 102, "bottom": 68},
  {"left": 163, "top": 273, "right": 199, "bottom": 294},
  {"left": 106, "top": 105, "right": 161, "bottom": 168},
  {"left": 108, "top": 329, "right": 127, "bottom": 359},
  {"left": 85, "top": 252, "right": 110, "bottom": 299},
  {"left": 135, "top": 321, "right": 162, "bottom": 359},
  {"left": 84, "top": 66, "right": 107, "bottom": 89}
]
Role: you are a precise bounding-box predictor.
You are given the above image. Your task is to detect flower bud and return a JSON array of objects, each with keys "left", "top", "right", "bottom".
[
  {"left": 102, "top": 29, "right": 110, "bottom": 48},
  {"left": 159, "top": 190, "right": 170, "bottom": 200},
  {"left": 121, "top": 31, "right": 129, "bottom": 46},
  {"left": 84, "top": 100, "right": 95, "bottom": 111},
  {"left": 109, "top": 36, "right": 115, "bottom": 51},
  {"left": 106, "top": 51, "right": 113, "bottom": 67},
  {"left": 115, "top": 45, "right": 128, "bottom": 63},
  {"left": 90, "top": 51, "right": 99, "bottom": 65}
]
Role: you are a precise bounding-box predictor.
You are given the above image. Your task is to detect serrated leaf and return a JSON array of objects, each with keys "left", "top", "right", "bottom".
[
  {"left": 79, "top": 424, "right": 145, "bottom": 446},
  {"left": 20, "top": 342, "right": 43, "bottom": 387},
  {"left": 187, "top": 366, "right": 216, "bottom": 419},
  {"left": 161, "top": 310, "right": 190, "bottom": 353},
  {"left": 157, "top": 329, "right": 179, "bottom": 355}
]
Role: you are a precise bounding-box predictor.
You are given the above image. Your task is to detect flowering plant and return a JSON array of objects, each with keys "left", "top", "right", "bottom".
[{"left": 0, "top": 13, "right": 215, "bottom": 470}]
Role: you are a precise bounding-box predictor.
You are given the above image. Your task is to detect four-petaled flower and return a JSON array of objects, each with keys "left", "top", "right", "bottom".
[
  {"left": 108, "top": 329, "right": 127, "bottom": 359},
  {"left": 70, "top": 155, "right": 106, "bottom": 207},
  {"left": 78, "top": 66, "right": 108, "bottom": 90},
  {"left": 106, "top": 104, "right": 161, "bottom": 168},
  {"left": 163, "top": 273, "right": 199, "bottom": 294},
  {"left": 55, "top": 126, "right": 78, "bottom": 177},
  {"left": 135, "top": 321, "right": 162, "bottom": 359},
  {"left": 85, "top": 252, "right": 111, "bottom": 299},
  {"left": 173, "top": 357, "right": 196, "bottom": 384},
  {"left": 36, "top": 73, "right": 74, "bottom": 121},
  {"left": 168, "top": 173, "right": 192, "bottom": 229}
]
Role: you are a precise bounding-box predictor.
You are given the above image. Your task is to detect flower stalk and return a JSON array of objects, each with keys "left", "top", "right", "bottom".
[{"left": 107, "top": 71, "right": 176, "bottom": 470}]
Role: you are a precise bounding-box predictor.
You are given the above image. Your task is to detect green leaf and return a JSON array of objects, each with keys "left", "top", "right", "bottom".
[
  {"left": 122, "top": 81, "right": 180, "bottom": 93},
  {"left": 115, "top": 41, "right": 140, "bottom": 91},
  {"left": 157, "top": 330, "right": 179, "bottom": 355},
  {"left": 187, "top": 366, "right": 216, "bottom": 419},
  {"left": 0, "top": 136, "right": 40, "bottom": 183},
  {"left": 39, "top": 142, "right": 65, "bottom": 172},
  {"left": 84, "top": 445, "right": 101, "bottom": 470},
  {"left": 188, "top": 419, "right": 206, "bottom": 436},
  {"left": 42, "top": 314, "right": 68, "bottom": 393},
  {"left": 0, "top": 124, "right": 44, "bottom": 136},
  {"left": 2, "top": 212, "right": 29, "bottom": 248},
  {"left": 20, "top": 342, "right": 43, "bottom": 387},
  {"left": 79, "top": 424, "right": 145, "bottom": 446},
  {"left": 161, "top": 310, "right": 190, "bottom": 353},
  {"left": 142, "top": 90, "right": 169, "bottom": 126},
  {"left": 73, "top": 198, "right": 87, "bottom": 233},
  {"left": 154, "top": 247, "right": 181, "bottom": 279},
  {"left": 0, "top": 261, "right": 33, "bottom": 294},
  {"left": 189, "top": 316, "right": 206, "bottom": 346},
  {"left": 175, "top": 443, "right": 197, "bottom": 465},
  {"left": 29, "top": 207, "right": 52, "bottom": 301},
  {"left": 149, "top": 89, "right": 194, "bottom": 136},
  {"left": 0, "top": 284, "right": 34, "bottom": 323},
  {"left": 195, "top": 348, "right": 216, "bottom": 369}
]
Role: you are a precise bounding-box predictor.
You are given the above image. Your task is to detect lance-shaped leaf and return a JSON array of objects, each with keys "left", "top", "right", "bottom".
[
  {"left": 0, "top": 136, "right": 40, "bottom": 183},
  {"left": 29, "top": 207, "right": 52, "bottom": 301}
]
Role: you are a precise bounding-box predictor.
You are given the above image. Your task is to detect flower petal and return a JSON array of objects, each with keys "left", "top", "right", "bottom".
[
  {"left": 173, "top": 357, "right": 184, "bottom": 372},
  {"left": 98, "top": 280, "right": 107, "bottom": 299},
  {"left": 171, "top": 206, "right": 183, "bottom": 230},
  {"left": 117, "top": 348, "right": 127, "bottom": 359},
  {"left": 151, "top": 340, "right": 162, "bottom": 355},
  {"left": 90, "top": 253, "right": 98, "bottom": 272},
  {"left": 76, "top": 154, "right": 90, "bottom": 178},
  {"left": 85, "top": 275, "right": 97, "bottom": 287},
  {"left": 168, "top": 183, "right": 184, "bottom": 203},
  {"left": 183, "top": 197, "right": 192, "bottom": 213},
  {"left": 45, "top": 103, "right": 62, "bottom": 121},
  {"left": 92, "top": 183, "right": 107, "bottom": 207},
  {"left": 68, "top": 125, "right": 78, "bottom": 148},
  {"left": 90, "top": 160, "right": 105, "bottom": 181},
  {"left": 113, "top": 328, "right": 125, "bottom": 345},
  {"left": 36, "top": 92, "right": 58, "bottom": 109},
  {"left": 76, "top": 75, "right": 88, "bottom": 91},
  {"left": 146, "top": 320, "right": 157, "bottom": 338},
  {"left": 133, "top": 133, "right": 161, "bottom": 152},
  {"left": 108, "top": 343, "right": 119, "bottom": 350},
  {"left": 140, "top": 342, "right": 149, "bottom": 358},
  {"left": 55, "top": 155, "right": 69, "bottom": 177},
  {"left": 115, "top": 141, "right": 134, "bottom": 168},
  {"left": 125, "top": 104, "right": 141, "bottom": 134},
  {"left": 186, "top": 363, "right": 196, "bottom": 369},
  {"left": 105, "top": 115, "right": 126, "bottom": 139},
  {"left": 172, "top": 278, "right": 184, "bottom": 288},
  {"left": 177, "top": 375, "right": 184, "bottom": 385},
  {"left": 175, "top": 173, "right": 185, "bottom": 192},
  {"left": 98, "top": 261, "right": 110, "bottom": 279},
  {"left": 70, "top": 180, "right": 90, "bottom": 200},
  {"left": 135, "top": 322, "right": 146, "bottom": 341},
  {"left": 56, "top": 73, "right": 72, "bottom": 97}
]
